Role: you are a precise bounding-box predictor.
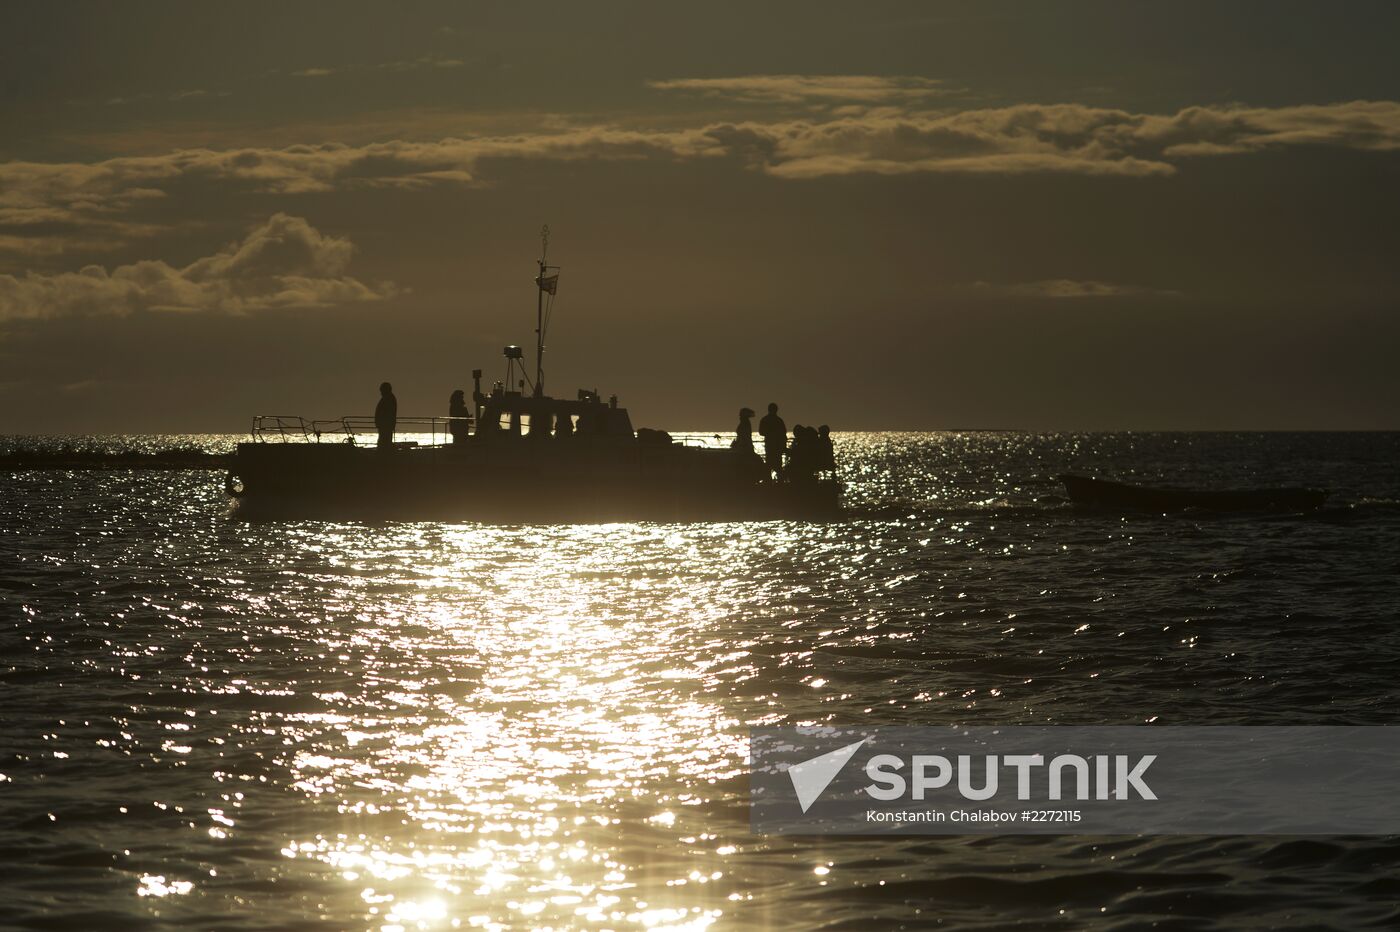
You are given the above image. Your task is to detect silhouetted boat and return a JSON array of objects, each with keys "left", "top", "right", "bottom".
[
  {"left": 1059, "top": 474, "right": 1327, "bottom": 513},
  {"left": 226, "top": 230, "right": 841, "bottom": 522}
]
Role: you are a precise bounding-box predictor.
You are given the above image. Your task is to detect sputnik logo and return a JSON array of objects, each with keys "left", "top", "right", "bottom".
[{"left": 786, "top": 738, "right": 869, "bottom": 812}]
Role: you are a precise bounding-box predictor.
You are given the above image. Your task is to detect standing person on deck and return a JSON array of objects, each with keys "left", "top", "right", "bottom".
[
  {"left": 817, "top": 425, "right": 835, "bottom": 472},
  {"left": 448, "top": 390, "right": 471, "bottom": 444},
  {"left": 758, "top": 402, "right": 786, "bottom": 480},
  {"left": 732, "top": 407, "right": 756, "bottom": 453},
  {"left": 375, "top": 381, "right": 397, "bottom": 449}
]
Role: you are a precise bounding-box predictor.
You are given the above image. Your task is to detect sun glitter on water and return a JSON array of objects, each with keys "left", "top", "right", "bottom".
[{"left": 270, "top": 522, "right": 766, "bottom": 929}]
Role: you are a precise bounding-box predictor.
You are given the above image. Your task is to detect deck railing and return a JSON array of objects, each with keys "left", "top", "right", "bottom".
[
  {"left": 665, "top": 432, "right": 731, "bottom": 450},
  {"left": 251, "top": 415, "right": 472, "bottom": 446},
  {"left": 250, "top": 420, "right": 732, "bottom": 449}
]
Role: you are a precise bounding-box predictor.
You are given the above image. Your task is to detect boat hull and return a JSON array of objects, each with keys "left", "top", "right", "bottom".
[
  {"left": 228, "top": 440, "right": 842, "bottom": 522},
  {"left": 1059, "top": 474, "right": 1326, "bottom": 513}
]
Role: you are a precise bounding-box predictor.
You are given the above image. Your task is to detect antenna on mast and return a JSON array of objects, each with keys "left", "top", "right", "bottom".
[{"left": 533, "top": 224, "right": 557, "bottom": 398}]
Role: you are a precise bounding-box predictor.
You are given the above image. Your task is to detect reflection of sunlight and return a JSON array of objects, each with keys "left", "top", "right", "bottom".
[
  {"left": 274, "top": 522, "right": 758, "bottom": 929},
  {"left": 136, "top": 874, "right": 193, "bottom": 897}
]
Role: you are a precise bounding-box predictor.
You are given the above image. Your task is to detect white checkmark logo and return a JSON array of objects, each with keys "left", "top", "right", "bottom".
[{"left": 787, "top": 738, "right": 869, "bottom": 813}]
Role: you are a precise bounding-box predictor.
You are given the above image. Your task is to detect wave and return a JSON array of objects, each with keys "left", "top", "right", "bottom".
[
  {"left": 844, "top": 497, "right": 1400, "bottom": 523},
  {"left": 0, "top": 450, "right": 227, "bottom": 470}
]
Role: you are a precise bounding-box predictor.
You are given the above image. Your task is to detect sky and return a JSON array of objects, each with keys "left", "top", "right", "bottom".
[{"left": 2, "top": 0, "right": 1399, "bottom": 432}]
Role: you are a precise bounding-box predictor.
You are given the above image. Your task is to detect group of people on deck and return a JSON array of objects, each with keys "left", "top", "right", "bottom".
[
  {"left": 375, "top": 382, "right": 472, "bottom": 448},
  {"left": 733, "top": 402, "right": 835, "bottom": 482},
  {"left": 377, "top": 383, "right": 833, "bottom": 482},
  {"left": 376, "top": 383, "right": 624, "bottom": 448}
]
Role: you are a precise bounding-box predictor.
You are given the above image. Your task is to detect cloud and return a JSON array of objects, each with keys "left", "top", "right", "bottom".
[
  {"left": 703, "top": 106, "right": 1179, "bottom": 178},
  {"left": 290, "top": 54, "right": 468, "bottom": 79},
  {"left": 0, "top": 128, "right": 722, "bottom": 254},
  {"left": 0, "top": 214, "right": 391, "bottom": 321},
  {"left": 105, "top": 88, "right": 226, "bottom": 105},
  {"left": 648, "top": 75, "right": 953, "bottom": 105},
  {"left": 0, "top": 208, "right": 166, "bottom": 258},
  {"left": 969, "top": 279, "right": 1178, "bottom": 299},
  {"left": 4, "top": 97, "right": 1399, "bottom": 257},
  {"left": 1135, "top": 101, "right": 1400, "bottom": 156},
  {"left": 700, "top": 99, "right": 1400, "bottom": 179}
]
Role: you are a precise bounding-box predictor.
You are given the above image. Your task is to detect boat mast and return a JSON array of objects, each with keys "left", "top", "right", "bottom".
[{"left": 534, "top": 225, "right": 548, "bottom": 398}]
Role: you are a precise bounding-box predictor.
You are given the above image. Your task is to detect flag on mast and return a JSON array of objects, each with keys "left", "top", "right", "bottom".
[{"left": 536, "top": 272, "right": 559, "bottom": 295}]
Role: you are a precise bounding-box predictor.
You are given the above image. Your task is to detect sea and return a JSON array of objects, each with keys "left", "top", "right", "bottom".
[{"left": 2, "top": 431, "right": 1399, "bottom": 930}]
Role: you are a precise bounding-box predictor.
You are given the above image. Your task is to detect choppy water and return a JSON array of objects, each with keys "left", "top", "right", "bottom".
[{"left": 3, "top": 432, "right": 1399, "bottom": 930}]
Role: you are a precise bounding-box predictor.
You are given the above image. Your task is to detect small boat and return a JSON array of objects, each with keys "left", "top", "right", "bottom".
[
  {"left": 1059, "top": 474, "right": 1327, "bottom": 513},
  {"left": 225, "top": 230, "right": 841, "bottom": 522}
]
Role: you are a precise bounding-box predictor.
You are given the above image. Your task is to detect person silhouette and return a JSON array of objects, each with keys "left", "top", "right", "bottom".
[
  {"left": 788, "top": 424, "right": 816, "bottom": 481},
  {"left": 733, "top": 407, "right": 755, "bottom": 453},
  {"left": 375, "top": 382, "right": 397, "bottom": 449},
  {"left": 817, "top": 424, "right": 835, "bottom": 472},
  {"left": 448, "top": 389, "right": 470, "bottom": 444},
  {"left": 758, "top": 402, "right": 786, "bottom": 480}
]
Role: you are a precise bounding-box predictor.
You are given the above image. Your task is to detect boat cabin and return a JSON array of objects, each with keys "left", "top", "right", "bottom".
[{"left": 475, "top": 380, "right": 634, "bottom": 440}]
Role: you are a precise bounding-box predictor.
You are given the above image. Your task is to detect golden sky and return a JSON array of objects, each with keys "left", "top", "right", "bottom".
[{"left": 2, "top": 1, "right": 1399, "bottom": 430}]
